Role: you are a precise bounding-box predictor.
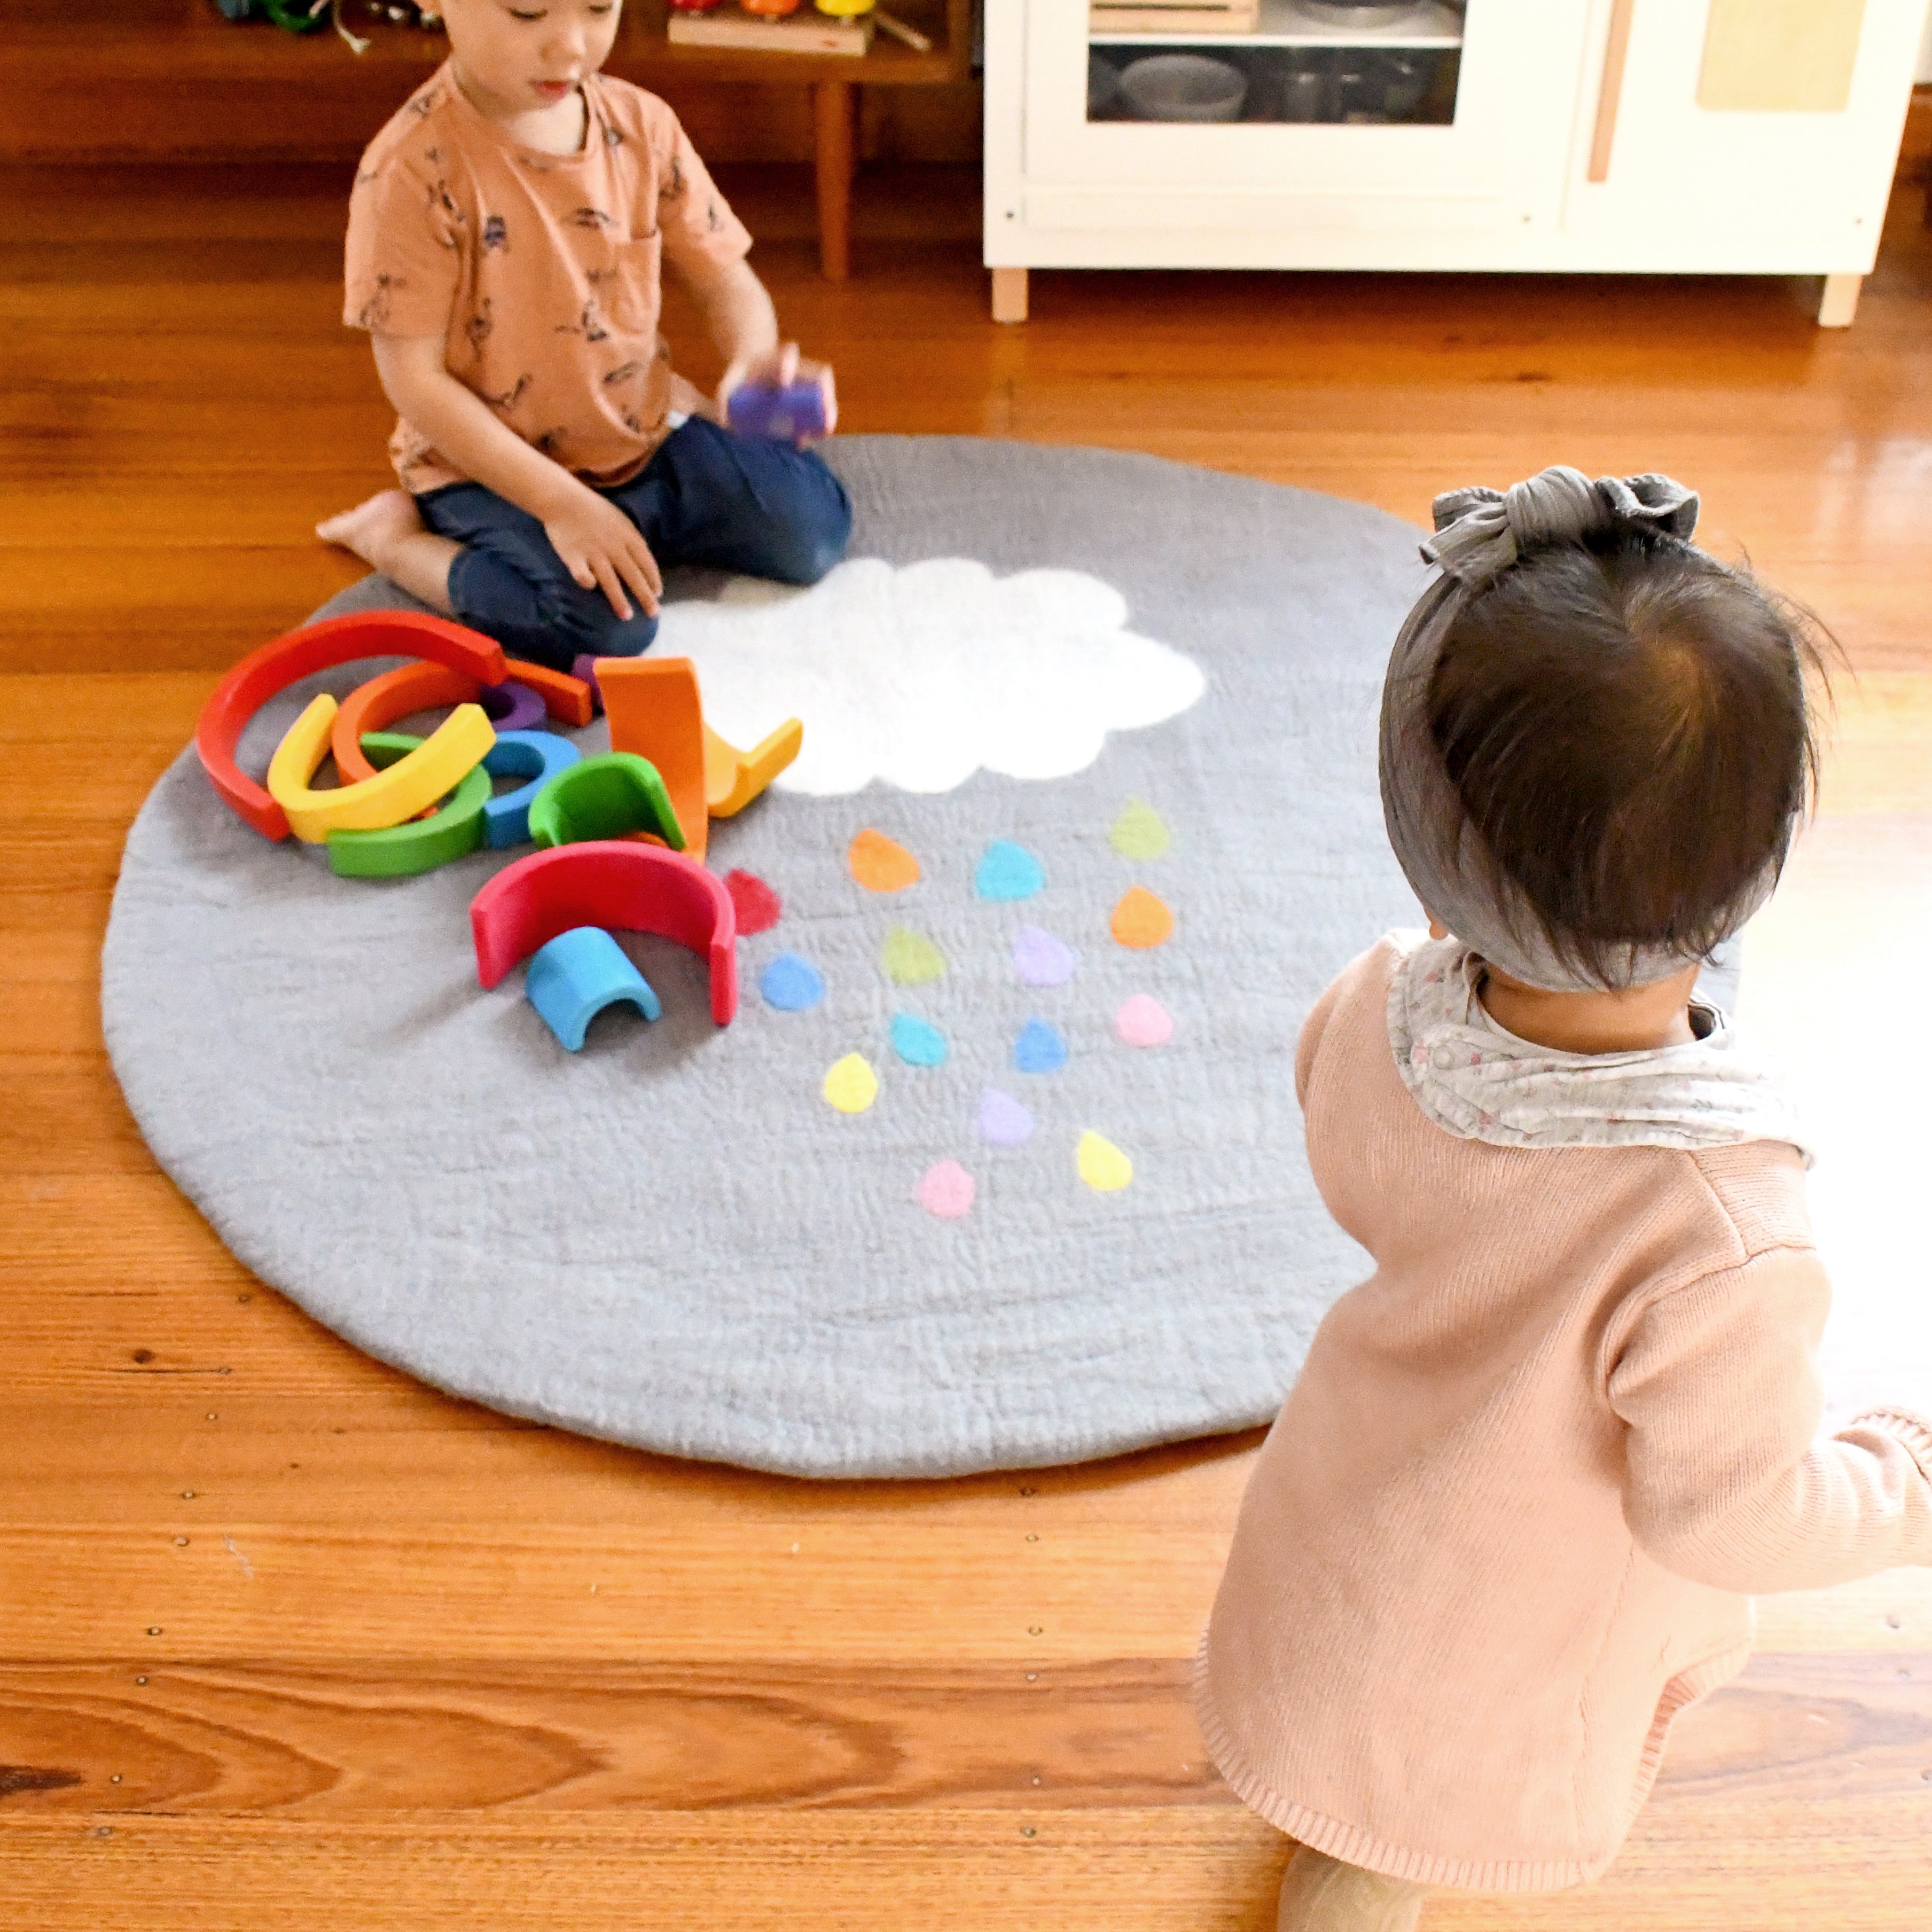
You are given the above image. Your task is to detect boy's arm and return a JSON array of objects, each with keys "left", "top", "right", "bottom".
[
  {"left": 672, "top": 255, "right": 838, "bottom": 436},
  {"left": 371, "top": 333, "right": 661, "bottom": 620}
]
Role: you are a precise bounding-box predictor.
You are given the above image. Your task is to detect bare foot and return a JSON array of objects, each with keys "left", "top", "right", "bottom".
[
  {"left": 317, "top": 488, "right": 460, "bottom": 615},
  {"left": 317, "top": 489, "right": 425, "bottom": 573}
]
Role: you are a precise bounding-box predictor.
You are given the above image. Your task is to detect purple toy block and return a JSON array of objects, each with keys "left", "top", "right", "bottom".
[
  {"left": 570, "top": 655, "right": 606, "bottom": 715},
  {"left": 727, "top": 379, "right": 828, "bottom": 444},
  {"left": 479, "top": 679, "right": 547, "bottom": 733}
]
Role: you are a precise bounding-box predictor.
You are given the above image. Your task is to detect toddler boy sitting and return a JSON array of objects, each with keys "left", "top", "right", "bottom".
[{"left": 317, "top": 0, "right": 851, "bottom": 671}]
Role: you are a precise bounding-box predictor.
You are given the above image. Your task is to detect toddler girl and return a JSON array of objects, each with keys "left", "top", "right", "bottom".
[{"left": 1196, "top": 467, "right": 1932, "bottom": 1930}]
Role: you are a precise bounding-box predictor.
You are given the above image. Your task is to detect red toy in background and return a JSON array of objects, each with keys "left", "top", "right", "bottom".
[
  {"left": 472, "top": 841, "right": 740, "bottom": 1026},
  {"left": 194, "top": 612, "right": 507, "bottom": 842}
]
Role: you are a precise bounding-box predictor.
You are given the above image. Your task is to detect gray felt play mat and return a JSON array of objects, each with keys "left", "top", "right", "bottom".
[{"left": 104, "top": 437, "right": 1442, "bottom": 1479}]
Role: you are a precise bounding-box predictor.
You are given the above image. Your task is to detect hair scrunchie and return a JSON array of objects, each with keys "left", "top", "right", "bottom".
[
  {"left": 1423, "top": 467, "right": 1699, "bottom": 589},
  {"left": 1377, "top": 465, "right": 1767, "bottom": 992}
]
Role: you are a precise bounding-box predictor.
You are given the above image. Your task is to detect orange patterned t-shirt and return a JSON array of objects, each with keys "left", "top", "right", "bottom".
[{"left": 343, "top": 65, "right": 752, "bottom": 494}]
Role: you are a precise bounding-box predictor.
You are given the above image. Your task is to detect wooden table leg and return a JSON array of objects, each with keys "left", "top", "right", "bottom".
[
  {"left": 813, "top": 79, "right": 857, "bottom": 283},
  {"left": 1818, "top": 272, "right": 1862, "bottom": 327}
]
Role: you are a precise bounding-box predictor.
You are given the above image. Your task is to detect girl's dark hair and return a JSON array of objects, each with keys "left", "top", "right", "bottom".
[{"left": 1427, "top": 532, "right": 1833, "bottom": 986}]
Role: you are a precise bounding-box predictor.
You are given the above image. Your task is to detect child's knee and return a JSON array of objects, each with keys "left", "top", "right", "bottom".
[
  {"left": 552, "top": 590, "right": 658, "bottom": 661},
  {"left": 771, "top": 473, "right": 854, "bottom": 585},
  {"left": 776, "top": 525, "right": 849, "bottom": 588},
  {"left": 445, "top": 537, "right": 658, "bottom": 667},
  {"left": 586, "top": 611, "right": 659, "bottom": 659}
]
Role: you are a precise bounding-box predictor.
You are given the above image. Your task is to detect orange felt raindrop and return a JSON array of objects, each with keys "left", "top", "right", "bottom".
[
  {"left": 848, "top": 827, "right": 922, "bottom": 893},
  {"left": 1110, "top": 885, "right": 1175, "bottom": 950}
]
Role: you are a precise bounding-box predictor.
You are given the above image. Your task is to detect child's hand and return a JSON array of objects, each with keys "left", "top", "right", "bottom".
[
  {"left": 717, "top": 342, "right": 838, "bottom": 443},
  {"left": 542, "top": 484, "right": 662, "bottom": 622}
]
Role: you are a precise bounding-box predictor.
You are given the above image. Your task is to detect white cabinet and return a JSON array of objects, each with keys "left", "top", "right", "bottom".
[
  {"left": 983, "top": 0, "right": 1929, "bottom": 325},
  {"left": 1562, "top": 0, "right": 1918, "bottom": 275}
]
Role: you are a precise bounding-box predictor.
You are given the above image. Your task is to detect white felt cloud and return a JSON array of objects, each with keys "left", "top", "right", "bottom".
[{"left": 655, "top": 558, "right": 1206, "bottom": 795}]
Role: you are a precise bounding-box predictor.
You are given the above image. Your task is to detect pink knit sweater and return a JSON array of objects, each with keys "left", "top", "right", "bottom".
[{"left": 1196, "top": 939, "right": 1932, "bottom": 1892}]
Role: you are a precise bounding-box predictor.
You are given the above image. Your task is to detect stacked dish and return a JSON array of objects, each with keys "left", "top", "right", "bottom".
[{"left": 1117, "top": 53, "right": 1249, "bottom": 123}]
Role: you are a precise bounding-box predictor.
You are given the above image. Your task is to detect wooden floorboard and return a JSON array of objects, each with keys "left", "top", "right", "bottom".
[
  {"left": 6, "top": 1804, "right": 1932, "bottom": 1932},
  {"left": 0, "top": 1652, "right": 1926, "bottom": 1817},
  {"left": 3, "top": 160, "right": 1931, "bottom": 1928}
]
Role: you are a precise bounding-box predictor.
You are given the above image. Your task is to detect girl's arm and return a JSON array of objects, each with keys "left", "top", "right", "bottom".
[
  {"left": 673, "top": 256, "right": 838, "bottom": 435},
  {"left": 1609, "top": 1246, "right": 1932, "bottom": 1592},
  {"left": 370, "top": 333, "right": 662, "bottom": 621}
]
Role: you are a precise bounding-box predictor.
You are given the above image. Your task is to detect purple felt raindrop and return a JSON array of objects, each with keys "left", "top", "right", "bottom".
[
  {"left": 977, "top": 1088, "right": 1035, "bottom": 1147},
  {"left": 1011, "top": 925, "right": 1077, "bottom": 988}
]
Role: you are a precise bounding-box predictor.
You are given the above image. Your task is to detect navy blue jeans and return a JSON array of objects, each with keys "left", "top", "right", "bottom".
[{"left": 417, "top": 416, "right": 852, "bottom": 671}]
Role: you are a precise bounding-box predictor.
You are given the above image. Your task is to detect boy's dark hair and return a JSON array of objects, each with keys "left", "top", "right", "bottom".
[{"left": 1427, "top": 532, "right": 1832, "bottom": 986}]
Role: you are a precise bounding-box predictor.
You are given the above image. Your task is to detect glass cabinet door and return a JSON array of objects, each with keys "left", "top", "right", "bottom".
[
  {"left": 1023, "top": 0, "right": 1589, "bottom": 223},
  {"left": 1086, "top": 1, "right": 1466, "bottom": 129}
]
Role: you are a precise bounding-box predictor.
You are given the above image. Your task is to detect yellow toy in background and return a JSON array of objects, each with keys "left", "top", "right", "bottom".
[
  {"left": 816, "top": 0, "right": 875, "bottom": 15},
  {"left": 705, "top": 717, "right": 805, "bottom": 820},
  {"left": 266, "top": 693, "right": 495, "bottom": 843}
]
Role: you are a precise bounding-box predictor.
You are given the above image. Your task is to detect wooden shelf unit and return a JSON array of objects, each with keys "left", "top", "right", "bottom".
[
  {"left": 622, "top": 1, "right": 972, "bottom": 278},
  {"left": 1, "top": 0, "right": 974, "bottom": 278},
  {"left": 625, "top": 0, "right": 968, "bottom": 88},
  {"left": 1, "top": 0, "right": 968, "bottom": 85}
]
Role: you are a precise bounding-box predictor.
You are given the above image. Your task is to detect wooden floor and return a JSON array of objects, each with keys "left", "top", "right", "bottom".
[{"left": 4, "top": 161, "right": 1931, "bottom": 1930}]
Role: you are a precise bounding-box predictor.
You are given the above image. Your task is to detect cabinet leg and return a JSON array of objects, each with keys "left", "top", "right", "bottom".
[
  {"left": 1818, "top": 272, "right": 1861, "bottom": 327},
  {"left": 814, "top": 80, "right": 857, "bottom": 283},
  {"left": 991, "top": 266, "right": 1029, "bottom": 324}
]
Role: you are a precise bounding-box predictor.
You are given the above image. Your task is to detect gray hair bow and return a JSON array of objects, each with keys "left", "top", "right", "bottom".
[
  {"left": 1378, "top": 465, "right": 1754, "bottom": 993},
  {"left": 1423, "top": 466, "right": 1700, "bottom": 588}
]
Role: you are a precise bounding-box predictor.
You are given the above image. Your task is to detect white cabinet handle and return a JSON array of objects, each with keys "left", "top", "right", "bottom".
[{"left": 1588, "top": 0, "right": 1638, "bottom": 183}]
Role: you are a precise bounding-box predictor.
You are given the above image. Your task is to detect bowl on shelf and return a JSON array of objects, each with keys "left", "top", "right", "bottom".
[
  {"left": 1089, "top": 51, "right": 1121, "bottom": 117},
  {"left": 1118, "top": 53, "right": 1249, "bottom": 123},
  {"left": 1378, "top": 51, "right": 1433, "bottom": 116}
]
